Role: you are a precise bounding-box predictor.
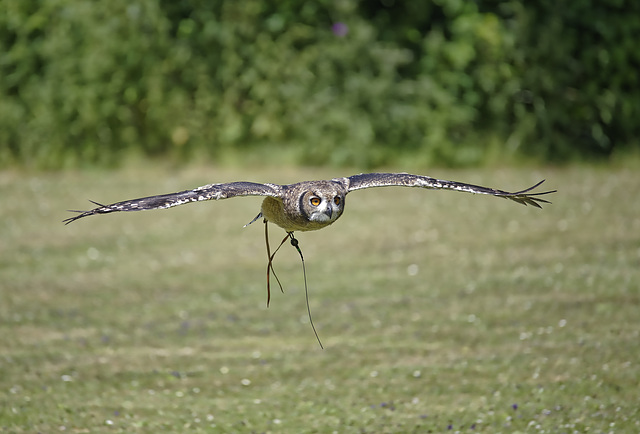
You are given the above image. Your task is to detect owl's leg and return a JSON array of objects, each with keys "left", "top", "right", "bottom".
[
  {"left": 263, "top": 220, "right": 289, "bottom": 306},
  {"left": 244, "top": 212, "right": 263, "bottom": 227}
]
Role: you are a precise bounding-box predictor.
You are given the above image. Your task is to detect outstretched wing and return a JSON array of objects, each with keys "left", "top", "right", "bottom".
[
  {"left": 63, "top": 181, "right": 282, "bottom": 224},
  {"left": 338, "top": 173, "right": 556, "bottom": 208}
]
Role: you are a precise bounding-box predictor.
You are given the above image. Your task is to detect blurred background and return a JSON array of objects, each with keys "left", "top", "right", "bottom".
[
  {"left": 3, "top": 3, "right": 640, "bottom": 431},
  {"left": 2, "top": 0, "right": 638, "bottom": 169}
]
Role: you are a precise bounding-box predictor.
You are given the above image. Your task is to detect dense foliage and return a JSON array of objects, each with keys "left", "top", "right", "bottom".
[{"left": 1, "top": 0, "right": 637, "bottom": 168}]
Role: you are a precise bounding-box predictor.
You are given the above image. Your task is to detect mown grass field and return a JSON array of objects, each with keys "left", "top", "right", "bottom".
[{"left": 1, "top": 164, "right": 638, "bottom": 433}]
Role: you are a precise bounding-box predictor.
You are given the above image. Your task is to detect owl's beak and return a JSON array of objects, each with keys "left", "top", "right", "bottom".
[{"left": 323, "top": 207, "right": 333, "bottom": 219}]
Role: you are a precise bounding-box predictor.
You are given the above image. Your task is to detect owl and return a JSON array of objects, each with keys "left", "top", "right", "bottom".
[{"left": 64, "top": 172, "right": 555, "bottom": 305}]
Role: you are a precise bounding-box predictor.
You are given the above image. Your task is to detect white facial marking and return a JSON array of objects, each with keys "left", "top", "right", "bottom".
[{"left": 308, "top": 193, "right": 342, "bottom": 223}]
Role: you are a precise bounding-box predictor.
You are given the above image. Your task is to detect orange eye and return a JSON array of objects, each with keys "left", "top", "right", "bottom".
[
  {"left": 334, "top": 196, "right": 341, "bottom": 205},
  {"left": 310, "top": 197, "right": 321, "bottom": 206}
]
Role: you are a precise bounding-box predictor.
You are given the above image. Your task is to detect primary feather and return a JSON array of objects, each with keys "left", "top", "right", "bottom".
[
  {"left": 340, "top": 173, "right": 554, "bottom": 208},
  {"left": 63, "top": 181, "right": 281, "bottom": 224}
]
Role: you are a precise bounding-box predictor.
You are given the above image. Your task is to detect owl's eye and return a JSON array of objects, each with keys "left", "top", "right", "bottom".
[
  {"left": 334, "top": 196, "right": 341, "bottom": 206},
  {"left": 310, "top": 197, "right": 321, "bottom": 206}
]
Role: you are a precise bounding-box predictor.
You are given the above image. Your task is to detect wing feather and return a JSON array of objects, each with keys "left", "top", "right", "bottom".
[
  {"left": 63, "top": 181, "right": 282, "bottom": 224},
  {"left": 340, "top": 173, "right": 556, "bottom": 208}
]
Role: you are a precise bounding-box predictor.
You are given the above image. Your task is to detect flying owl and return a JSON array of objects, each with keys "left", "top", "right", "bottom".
[{"left": 64, "top": 172, "right": 555, "bottom": 305}]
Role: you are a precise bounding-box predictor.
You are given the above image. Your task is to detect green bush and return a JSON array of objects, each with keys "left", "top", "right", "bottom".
[
  {"left": 510, "top": 0, "right": 640, "bottom": 161},
  {"left": 0, "top": 0, "right": 637, "bottom": 168}
]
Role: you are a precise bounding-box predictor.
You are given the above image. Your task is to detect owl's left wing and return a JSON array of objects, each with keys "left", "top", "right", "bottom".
[
  {"left": 337, "top": 173, "right": 555, "bottom": 208},
  {"left": 63, "top": 181, "right": 282, "bottom": 224}
]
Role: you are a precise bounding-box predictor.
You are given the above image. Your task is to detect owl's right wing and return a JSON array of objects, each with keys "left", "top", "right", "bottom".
[
  {"left": 339, "top": 172, "right": 555, "bottom": 208},
  {"left": 63, "top": 181, "right": 282, "bottom": 224}
]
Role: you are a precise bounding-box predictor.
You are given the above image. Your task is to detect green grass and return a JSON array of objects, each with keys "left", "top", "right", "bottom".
[{"left": 1, "top": 164, "right": 639, "bottom": 433}]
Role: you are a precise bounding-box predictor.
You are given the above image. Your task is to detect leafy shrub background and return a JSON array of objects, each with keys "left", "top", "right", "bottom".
[{"left": 1, "top": 0, "right": 638, "bottom": 168}]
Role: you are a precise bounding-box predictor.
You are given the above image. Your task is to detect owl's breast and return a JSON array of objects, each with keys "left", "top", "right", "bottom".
[{"left": 260, "top": 196, "right": 335, "bottom": 232}]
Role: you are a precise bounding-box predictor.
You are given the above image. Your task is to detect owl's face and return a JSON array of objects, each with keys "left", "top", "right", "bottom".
[{"left": 303, "top": 190, "right": 345, "bottom": 224}]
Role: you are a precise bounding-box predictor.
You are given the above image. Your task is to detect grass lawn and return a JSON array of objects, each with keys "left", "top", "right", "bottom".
[{"left": 1, "top": 164, "right": 638, "bottom": 433}]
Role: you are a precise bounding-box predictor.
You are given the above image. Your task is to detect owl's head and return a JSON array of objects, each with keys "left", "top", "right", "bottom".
[{"left": 301, "top": 189, "right": 345, "bottom": 224}]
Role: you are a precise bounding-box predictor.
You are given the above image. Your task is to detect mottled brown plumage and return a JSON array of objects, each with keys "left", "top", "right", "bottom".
[{"left": 64, "top": 173, "right": 555, "bottom": 229}]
